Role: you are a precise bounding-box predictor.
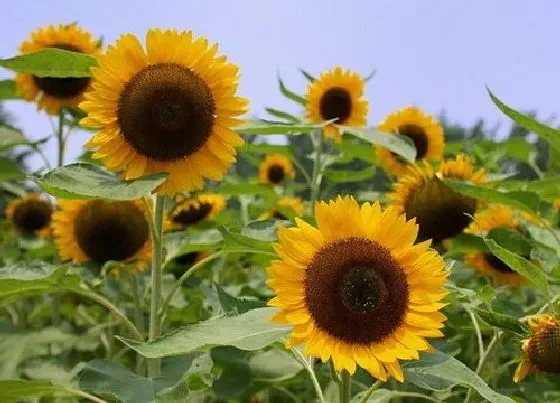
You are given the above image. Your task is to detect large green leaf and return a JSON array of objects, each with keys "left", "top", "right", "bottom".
[
  {"left": 446, "top": 233, "right": 489, "bottom": 255},
  {"left": 0, "top": 48, "right": 97, "bottom": 78},
  {"left": 218, "top": 226, "right": 275, "bottom": 255},
  {"left": 0, "top": 157, "right": 24, "bottom": 182},
  {"left": 325, "top": 166, "right": 375, "bottom": 184},
  {"left": 484, "top": 239, "right": 549, "bottom": 294},
  {"left": 0, "top": 79, "right": 18, "bottom": 100},
  {"left": 404, "top": 351, "right": 514, "bottom": 403},
  {"left": 342, "top": 127, "right": 416, "bottom": 163},
  {"left": 487, "top": 227, "right": 532, "bottom": 256},
  {"left": 474, "top": 308, "right": 529, "bottom": 336},
  {"left": 117, "top": 308, "right": 290, "bottom": 358},
  {"left": 488, "top": 88, "right": 560, "bottom": 153},
  {"left": 34, "top": 163, "right": 167, "bottom": 200},
  {"left": 211, "top": 347, "right": 251, "bottom": 400},
  {"left": 249, "top": 349, "right": 302, "bottom": 383},
  {"left": 444, "top": 179, "right": 540, "bottom": 213},
  {"left": 236, "top": 120, "right": 324, "bottom": 135},
  {"left": 526, "top": 224, "right": 560, "bottom": 256},
  {"left": 0, "top": 125, "right": 29, "bottom": 150},
  {"left": 498, "top": 175, "right": 560, "bottom": 201},
  {"left": 0, "top": 380, "right": 74, "bottom": 403},
  {"left": 165, "top": 229, "right": 223, "bottom": 262}
]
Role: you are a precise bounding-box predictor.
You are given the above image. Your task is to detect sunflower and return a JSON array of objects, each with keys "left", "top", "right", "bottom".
[
  {"left": 51, "top": 199, "right": 151, "bottom": 266},
  {"left": 389, "top": 154, "right": 486, "bottom": 245},
  {"left": 80, "top": 29, "right": 248, "bottom": 195},
  {"left": 168, "top": 250, "right": 209, "bottom": 279},
  {"left": 514, "top": 314, "right": 560, "bottom": 382},
  {"left": 267, "top": 196, "right": 448, "bottom": 381},
  {"left": 260, "top": 197, "right": 305, "bottom": 220},
  {"left": 170, "top": 193, "right": 226, "bottom": 229},
  {"left": 305, "top": 67, "right": 368, "bottom": 143},
  {"left": 15, "top": 23, "right": 101, "bottom": 115},
  {"left": 4, "top": 193, "right": 53, "bottom": 238},
  {"left": 258, "top": 155, "right": 295, "bottom": 185},
  {"left": 376, "top": 107, "right": 445, "bottom": 176},
  {"left": 464, "top": 204, "right": 528, "bottom": 286}
]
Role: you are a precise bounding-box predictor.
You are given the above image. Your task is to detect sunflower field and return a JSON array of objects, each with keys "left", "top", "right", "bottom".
[{"left": 0, "top": 23, "right": 559, "bottom": 403}]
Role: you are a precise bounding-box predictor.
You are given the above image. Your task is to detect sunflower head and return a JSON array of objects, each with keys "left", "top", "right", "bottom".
[
  {"left": 259, "top": 197, "right": 305, "bottom": 220},
  {"left": 389, "top": 154, "right": 486, "bottom": 245},
  {"left": 15, "top": 23, "right": 100, "bottom": 115},
  {"left": 51, "top": 199, "right": 151, "bottom": 266},
  {"left": 465, "top": 204, "right": 528, "bottom": 286},
  {"left": 258, "top": 155, "right": 295, "bottom": 185},
  {"left": 514, "top": 314, "right": 560, "bottom": 382},
  {"left": 170, "top": 193, "right": 226, "bottom": 229},
  {"left": 267, "top": 196, "right": 448, "bottom": 382},
  {"left": 376, "top": 107, "right": 445, "bottom": 176},
  {"left": 168, "top": 250, "right": 208, "bottom": 279},
  {"left": 4, "top": 193, "right": 53, "bottom": 238},
  {"left": 305, "top": 67, "right": 368, "bottom": 143},
  {"left": 80, "top": 29, "right": 248, "bottom": 195}
]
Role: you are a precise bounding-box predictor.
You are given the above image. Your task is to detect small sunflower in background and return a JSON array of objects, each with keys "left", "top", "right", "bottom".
[
  {"left": 81, "top": 29, "right": 248, "bottom": 195},
  {"left": 51, "top": 199, "right": 151, "bottom": 266},
  {"left": 464, "top": 204, "right": 528, "bottom": 286},
  {"left": 305, "top": 67, "right": 368, "bottom": 143},
  {"left": 376, "top": 106, "right": 445, "bottom": 176},
  {"left": 267, "top": 196, "right": 448, "bottom": 381},
  {"left": 389, "top": 154, "right": 486, "bottom": 246},
  {"left": 168, "top": 250, "right": 209, "bottom": 280},
  {"left": 4, "top": 193, "right": 53, "bottom": 238},
  {"left": 15, "top": 23, "right": 101, "bottom": 115},
  {"left": 260, "top": 197, "right": 305, "bottom": 220},
  {"left": 258, "top": 155, "right": 295, "bottom": 186},
  {"left": 514, "top": 314, "right": 560, "bottom": 382},
  {"left": 170, "top": 193, "right": 226, "bottom": 229}
]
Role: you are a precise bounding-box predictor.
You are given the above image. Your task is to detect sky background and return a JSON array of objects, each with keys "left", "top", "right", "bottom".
[{"left": 0, "top": 0, "right": 558, "bottom": 170}]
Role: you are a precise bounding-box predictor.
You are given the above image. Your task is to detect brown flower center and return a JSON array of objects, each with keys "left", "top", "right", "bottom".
[
  {"left": 397, "top": 125, "right": 429, "bottom": 160},
  {"left": 12, "top": 199, "right": 53, "bottom": 233},
  {"left": 172, "top": 202, "right": 213, "bottom": 226},
  {"left": 32, "top": 44, "right": 90, "bottom": 99},
  {"left": 483, "top": 253, "right": 517, "bottom": 274},
  {"left": 319, "top": 87, "right": 352, "bottom": 123},
  {"left": 267, "top": 164, "right": 286, "bottom": 184},
  {"left": 74, "top": 201, "right": 149, "bottom": 264},
  {"left": 117, "top": 63, "right": 216, "bottom": 161},
  {"left": 528, "top": 325, "right": 560, "bottom": 373},
  {"left": 304, "top": 237, "right": 408, "bottom": 344}
]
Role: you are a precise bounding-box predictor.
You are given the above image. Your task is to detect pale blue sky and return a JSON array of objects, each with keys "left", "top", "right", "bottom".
[{"left": 1, "top": 0, "right": 558, "bottom": 169}]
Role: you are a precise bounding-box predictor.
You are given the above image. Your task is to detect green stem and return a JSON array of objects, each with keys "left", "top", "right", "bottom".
[
  {"left": 467, "top": 309, "right": 484, "bottom": 369},
  {"left": 65, "top": 388, "right": 108, "bottom": 403},
  {"left": 358, "top": 380, "right": 382, "bottom": 403},
  {"left": 339, "top": 370, "right": 351, "bottom": 403},
  {"left": 148, "top": 194, "right": 165, "bottom": 377},
  {"left": 464, "top": 331, "right": 502, "bottom": 403},
  {"left": 129, "top": 272, "right": 145, "bottom": 375},
  {"left": 291, "top": 156, "right": 313, "bottom": 187},
  {"left": 310, "top": 130, "right": 324, "bottom": 208},
  {"left": 291, "top": 348, "right": 325, "bottom": 403},
  {"left": 391, "top": 392, "right": 442, "bottom": 402}
]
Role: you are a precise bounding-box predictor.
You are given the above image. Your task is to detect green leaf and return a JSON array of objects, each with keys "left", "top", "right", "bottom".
[
  {"left": 241, "top": 220, "right": 280, "bottom": 242},
  {"left": 299, "top": 68, "right": 315, "bottom": 82},
  {"left": 0, "top": 79, "right": 18, "bottom": 100},
  {"left": 487, "top": 227, "right": 532, "bottom": 256},
  {"left": 218, "top": 226, "right": 275, "bottom": 255},
  {"left": 526, "top": 224, "right": 560, "bottom": 256},
  {"left": 474, "top": 308, "right": 529, "bottom": 336},
  {"left": 241, "top": 143, "right": 293, "bottom": 157},
  {"left": 484, "top": 239, "right": 549, "bottom": 294},
  {"left": 217, "top": 182, "right": 276, "bottom": 197},
  {"left": 215, "top": 284, "right": 266, "bottom": 314},
  {"left": 488, "top": 88, "right": 560, "bottom": 153},
  {"left": 325, "top": 166, "right": 375, "bottom": 184},
  {"left": 165, "top": 229, "right": 223, "bottom": 261},
  {"left": 497, "top": 175, "right": 560, "bottom": 201},
  {"left": 0, "top": 48, "right": 97, "bottom": 78},
  {"left": 404, "top": 351, "right": 515, "bottom": 403},
  {"left": 34, "top": 163, "right": 168, "bottom": 200},
  {"left": 265, "top": 108, "right": 300, "bottom": 123},
  {"left": 342, "top": 126, "right": 416, "bottom": 163},
  {"left": 249, "top": 349, "right": 302, "bottom": 383},
  {"left": 0, "top": 380, "right": 73, "bottom": 403},
  {"left": 446, "top": 233, "right": 489, "bottom": 254},
  {"left": 351, "top": 389, "right": 393, "bottom": 403},
  {"left": 211, "top": 347, "right": 251, "bottom": 400},
  {"left": 236, "top": 120, "right": 324, "bottom": 135},
  {"left": 443, "top": 179, "right": 540, "bottom": 213},
  {"left": 0, "top": 125, "right": 29, "bottom": 150},
  {"left": 117, "top": 308, "right": 290, "bottom": 358},
  {"left": 278, "top": 75, "right": 306, "bottom": 105},
  {"left": 0, "top": 157, "right": 24, "bottom": 182},
  {"left": 336, "top": 139, "right": 375, "bottom": 163}
]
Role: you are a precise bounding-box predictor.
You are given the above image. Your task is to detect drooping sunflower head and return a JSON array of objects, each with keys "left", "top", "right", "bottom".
[
  {"left": 51, "top": 199, "right": 151, "bottom": 266},
  {"left": 4, "top": 193, "right": 53, "bottom": 238},
  {"left": 305, "top": 67, "right": 368, "bottom": 143},
  {"left": 260, "top": 197, "right": 305, "bottom": 220},
  {"left": 258, "top": 154, "right": 295, "bottom": 185},
  {"left": 514, "top": 314, "right": 560, "bottom": 382},
  {"left": 376, "top": 107, "right": 445, "bottom": 176},
  {"left": 15, "top": 23, "right": 101, "bottom": 115},
  {"left": 170, "top": 193, "right": 226, "bottom": 229},
  {"left": 389, "top": 154, "right": 486, "bottom": 245},
  {"left": 267, "top": 196, "right": 448, "bottom": 382},
  {"left": 465, "top": 204, "right": 527, "bottom": 286},
  {"left": 80, "top": 29, "right": 248, "bottom": 195}
]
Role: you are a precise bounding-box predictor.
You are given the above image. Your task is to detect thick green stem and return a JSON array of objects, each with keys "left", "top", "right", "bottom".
[
  {"left": 310, "top": 130, "right": 324, "bottom": 208},
  {"left": 129, "top": 272, "right": 145, "bottom": 375},
  {"left": 339, "top": 370, "right": 351, "bottom": 403},
  {"left": 147, "top": 195, "right": 165, "bottom": 377}
]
